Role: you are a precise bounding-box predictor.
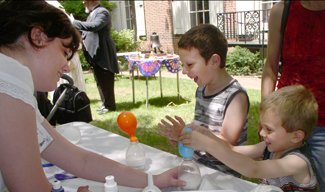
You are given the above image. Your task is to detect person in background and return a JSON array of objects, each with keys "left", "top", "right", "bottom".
[
  {"left": 158, "top": 24, "right": 249, "bottom": 178},
  {"left": 0, "top": 1, "right": 185, "bottom": 191},
  {"left": 261, "top": 1, "right": 325, "bottom": 190},
  {"left": 181, "top": 85, "right": 318, "bottom": 191},
  {"left": 72, "top": 0, "right": 119, "bottom": 115}
]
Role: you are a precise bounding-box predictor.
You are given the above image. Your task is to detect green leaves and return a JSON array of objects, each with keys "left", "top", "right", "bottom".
[
  {"left": 226, "top": 46, "right": 263, "bottom": 75},
  {"left": 59, "top": 1, "right": 116, "bottom": 21}
]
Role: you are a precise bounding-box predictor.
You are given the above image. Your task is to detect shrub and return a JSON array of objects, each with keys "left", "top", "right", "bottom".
[
  {"left": 226, "top": 46, "right": 263, "bottom": 75},
  {"left": 78, "top": 28, "right": 140, "bottom": 71},
  {"left": 78, "top": 49, "right": 90, "bottom": 71},
  {"left": 111, "top": 29, "right": 143, "bottom": 70},
  {"left": 111, "top": 29, "right": 140, "bottom": 52}
]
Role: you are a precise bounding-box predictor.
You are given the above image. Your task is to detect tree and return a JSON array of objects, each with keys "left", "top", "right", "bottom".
[{"left": 59, "top": 0, "right": 116, "bottom": 21}]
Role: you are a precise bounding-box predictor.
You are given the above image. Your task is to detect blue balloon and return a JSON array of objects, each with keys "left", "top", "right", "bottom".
[{"left": 178, "top": 128, "right": 194, "bottom": 159}]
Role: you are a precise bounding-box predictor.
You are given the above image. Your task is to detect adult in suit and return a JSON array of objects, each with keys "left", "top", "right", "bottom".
[{"left": 73, "top": 0, "right": 119, "bottom": 114}]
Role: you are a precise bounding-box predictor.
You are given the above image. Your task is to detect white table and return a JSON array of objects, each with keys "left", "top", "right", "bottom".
[{"left": 51, "top": 122, "right": 258, "bottom": 192}]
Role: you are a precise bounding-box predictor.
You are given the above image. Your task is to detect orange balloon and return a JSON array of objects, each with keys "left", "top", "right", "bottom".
[{"left": 117, "top": 111, "right": 138, "bottom": 142}]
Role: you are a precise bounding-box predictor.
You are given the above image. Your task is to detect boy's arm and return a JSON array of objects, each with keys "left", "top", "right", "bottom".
[
  {"left": 184, "top": 123, "right": 217, "bottom": 140},
  {"left": 181, "top": 131, "right": 309, "bottom": 179},
  {"left": 220, "top": 91, "right": 249, "bottom": 146}
]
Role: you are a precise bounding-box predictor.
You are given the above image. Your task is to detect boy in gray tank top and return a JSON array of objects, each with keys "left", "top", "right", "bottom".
[{"left": 158, "top": 24, "right": 249, "bottom": 177}]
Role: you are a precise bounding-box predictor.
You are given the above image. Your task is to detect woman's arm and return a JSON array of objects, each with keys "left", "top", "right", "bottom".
[
  {"left": 261, "top": 2, "right": 284, "bottom": 100},
  {"left": 0, "top": 94, "right": 52, "bottom": 191},
  {"left": 41, "top": 117, "right": 185, "bottom": 189}
]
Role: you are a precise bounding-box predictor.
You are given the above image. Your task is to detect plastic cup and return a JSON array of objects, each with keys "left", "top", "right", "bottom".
[{"left": 62, "top": 126, "right": 81, "bottom": 144}]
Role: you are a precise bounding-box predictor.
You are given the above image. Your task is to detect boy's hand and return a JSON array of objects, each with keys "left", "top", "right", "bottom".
[
  {"left": 184, "top": 124, "right": 205, "bottom": 133},
  {"left": 158, "top": 115, "right": 185, "bottom": 144},
  {"left": 180, "top": 130, "right": 210, "bottom": 151},
  {"left": 184, "top": 124, "right": 217, "bottom": 139}
]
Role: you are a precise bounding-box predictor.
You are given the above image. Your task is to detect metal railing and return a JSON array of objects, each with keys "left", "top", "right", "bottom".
[{"left": 217, "top": 9, "right": 271, "bottom": 44}]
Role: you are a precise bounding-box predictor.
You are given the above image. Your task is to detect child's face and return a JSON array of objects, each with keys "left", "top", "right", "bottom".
[
  {"left": 179, "top": 48, "right": 214, "bottom": 87},
  {"left": 259, "top": 111, "right": 296, "bottom": 154}
]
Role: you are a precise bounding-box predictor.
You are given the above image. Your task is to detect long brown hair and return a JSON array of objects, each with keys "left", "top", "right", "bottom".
[{"left": 0, "top": 0, "right": 80, "bottom": 60}]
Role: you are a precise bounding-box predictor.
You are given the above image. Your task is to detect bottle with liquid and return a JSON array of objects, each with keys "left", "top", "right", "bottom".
[
  {"left": 117, "top": 112, "right": 146, "bottom": 171},
  {"left": 178, "top": 128, "right": 201, "bottom": 190},
  {"left": 126, "top": 140, "right": 146, "bottom": 171},
  {"left": 104, "top": 175, "right": 118, "bottom": 192},
  {"left": 51, "top": 180, "right": 64, "bottom": 192}
]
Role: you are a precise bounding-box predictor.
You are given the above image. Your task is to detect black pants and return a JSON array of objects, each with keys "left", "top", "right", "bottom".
[{"left": 92, "top": 64, "right": 116, "bottom": 111}]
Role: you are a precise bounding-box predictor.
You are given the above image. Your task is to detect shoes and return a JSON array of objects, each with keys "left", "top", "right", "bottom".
[
  {"left": 96, "top": 106, "right": 105, "bottom": 111},
  {"left": 98, "top": 108, "right": 109, "bottom": 115}
]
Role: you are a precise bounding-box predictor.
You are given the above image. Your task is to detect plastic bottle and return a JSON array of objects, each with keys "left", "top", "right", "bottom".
[
  {"left": 178, "top": 128, "right": 201, "bottom": 190},
  {"left": 104, "top": 175, "right": 118, "bottom": 192},
  {"left": 116, "top": 112, "right": 146, "bottom": 170},
  {"left": 126, "top": 141, "right": 146, "bottom": 171},
  {"left": 51, "top": 180, "right": 64, "bottom": 192}
]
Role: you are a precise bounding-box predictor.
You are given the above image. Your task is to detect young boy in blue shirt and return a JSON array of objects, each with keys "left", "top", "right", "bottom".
[
  {"left": 158, "top": 24, "right": 249, "bottom": 177},
  {"left": 180, "top": 85, "right": 318, "bottom": 191}
]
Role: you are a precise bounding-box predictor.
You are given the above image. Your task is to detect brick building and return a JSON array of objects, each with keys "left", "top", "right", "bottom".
[{"left": 111, "top": 0, "right": 274, "bottom": 54}]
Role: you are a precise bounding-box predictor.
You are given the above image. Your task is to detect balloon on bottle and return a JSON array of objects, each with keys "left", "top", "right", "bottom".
[
  {"left": 178, "top": 128, "right": 201, "bottom": 190},
  {"left": 117, "top": 111, "right": 138, "bottom": 142},
  {"left": 117, "top": 111, "right": 146, "bottom": 170}
]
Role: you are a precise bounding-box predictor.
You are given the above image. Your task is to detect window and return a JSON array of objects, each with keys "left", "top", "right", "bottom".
[
  {"left": 190, "top": 0, "right": 210, "bottom": 27},
  {"left": 125, "top": 0, "right": 134, "bottom": 30},
  {"left": 172, "top": 1, "right": 223, "bottom": 34}
]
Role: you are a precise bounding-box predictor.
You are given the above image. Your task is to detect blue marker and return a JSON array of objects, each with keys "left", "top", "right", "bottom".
[{"left": 42, "top": 163, "right": 54, "bottom": 167}]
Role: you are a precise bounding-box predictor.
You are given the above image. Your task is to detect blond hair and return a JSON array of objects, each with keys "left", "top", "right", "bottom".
[{"left": 259, "top": 85, "right": 318, "bottom": 140}]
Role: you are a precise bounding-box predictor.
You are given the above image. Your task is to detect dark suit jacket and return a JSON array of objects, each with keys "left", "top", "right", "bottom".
[{"left": 73, "top": 4, "right": 119, "bottom": 73}]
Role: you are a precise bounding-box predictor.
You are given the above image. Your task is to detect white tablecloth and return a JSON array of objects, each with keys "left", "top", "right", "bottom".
[{"left": 51, "top": 122, "right": 258, "bottom": 192}]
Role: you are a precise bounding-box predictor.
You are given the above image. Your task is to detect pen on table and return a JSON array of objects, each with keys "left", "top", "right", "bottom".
[{"left": 42, "top": 163, "right": 54, "bottom": 167}]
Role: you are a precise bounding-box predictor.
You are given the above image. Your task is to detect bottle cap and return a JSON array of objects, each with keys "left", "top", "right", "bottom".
[
  {"left": 105, "top": 175, "right": 118, "bottom": 192},
  {"left": 52, "top": 180, "right": 61, "bottom": 190}
]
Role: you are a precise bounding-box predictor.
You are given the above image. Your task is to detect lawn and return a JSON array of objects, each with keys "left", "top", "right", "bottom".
[{"left": 84, "top": 71, "right": 261, "bottom": 182}]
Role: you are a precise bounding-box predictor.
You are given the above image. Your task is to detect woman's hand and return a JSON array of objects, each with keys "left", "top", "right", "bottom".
[
  {"left": 158, "top": 115, "right": 186, "bottom": 146},
  {"left": 77, "top": 185, "right": 92, "bottom": 192},
  {"left": 153, "top": 167, "right": 186, "bottom": 189}
]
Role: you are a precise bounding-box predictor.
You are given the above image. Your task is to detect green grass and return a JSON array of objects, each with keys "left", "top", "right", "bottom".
[{"left": 84, "top": 72, "right": 261, "bottom": 183}]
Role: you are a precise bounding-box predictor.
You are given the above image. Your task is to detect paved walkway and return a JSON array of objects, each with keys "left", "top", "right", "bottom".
[{"left": 120, "top": 70, "right": 261, "bottom": 90}]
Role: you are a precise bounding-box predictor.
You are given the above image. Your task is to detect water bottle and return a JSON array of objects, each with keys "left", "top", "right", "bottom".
[
  {"left": 51, "top": 180, "right": 64, "bottom": 192},
  {"left": 178, "top": 128, "right": 201, "bottom": 190},
  {"left": 104, "top": 175, "right": 118, "bottom": 192},
  {"left": 126, "top": 141, "right": 146, "bottom": 171}
]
